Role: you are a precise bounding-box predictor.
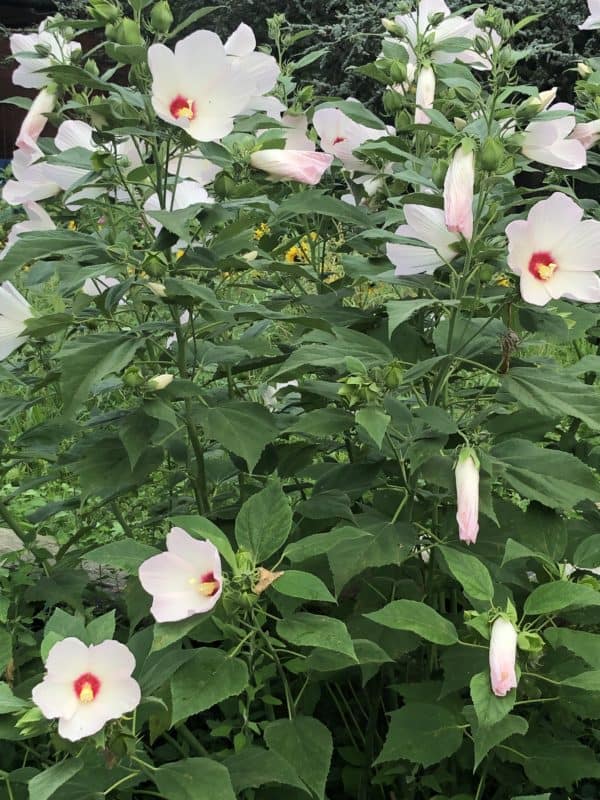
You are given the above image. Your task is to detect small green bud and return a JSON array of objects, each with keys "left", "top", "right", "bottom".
[
  {"left": 381, "top": 361, "right": 403, "bottom": 389},
  {"left": 88, "top": 0, "right": 121, "bottom": 23},
  {"left": 390, "top": 60, "right": 407, "bottom": 83},
  {"left": 122, "top": 366, "right": 145, "bottom": 387},
  {"left": 115, "top": 17, "right": 144, "bottom": 46},
  {"left": 479, "top": 137, "right": 505, "bottom": 172},
  {"left": 150, "top": 0, "right": 174, "bottom": 33},
  {"left": 383, "top": 89, "right": 405, "bottom": 114},
  {"left": 381, "top": 17, "right": 406, "bottom": 36},
  {"left": 84, "top": 58, "right": 100, "bottom": 77},
  {"left": 431, "top": 158, "right": 448, "bottom": 188},
  {"left": 517, "top": 631, "right": 544, "bottom": 653}
]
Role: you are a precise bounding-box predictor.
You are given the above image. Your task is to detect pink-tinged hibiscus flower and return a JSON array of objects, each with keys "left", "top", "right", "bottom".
[
  {"left": 148, "top": 30, "right": 262, "bottom": 141},
  {"left": 250, "top": 150, "right": 333, "bottom": 185},
  {"left": 0, "top": 201, "right": 55, "bottom": 259},
  {"left": 444, "top": 142, "right": 474, "bottom": 240},
  {"left": 15, "top": 89, "right": 56, "bottom": 155},
  {"left": 506, "top": 192, "right": 600, "bottom": 306},
  {"left": 32, "top": 638, "right": 141, "bottom": 742},
  {"left": 579, "top": 0, "right": 600, "bottom": 29},
  {"left": 0, "top": 281, "right": 32, "bottom": 360},
  {"left": 455, "top": 448, "right": 479, "bottom": 545},
  {"left": 138, "top": 527, "right": 223, "bottom": 623},
  {"left": 313, "top": 106, "right": 390, "bottom": 172},
  {"left": 10, "top": 19, "right": 81, "bottom": 89},
  {"left": 570, "top": 119, "right": 600, "bottom": 150},
  {"left": 415, "top": 66, "right": 436, "bottom": 124},
  {"left": 521, "top": 103, "right": 587, "bottom": 170},
  {"left": 386, "top": 204, "right": 460, "bottom": 275},
  {"left": 489, "top": 618, "right": 518, "bottom": 697}
]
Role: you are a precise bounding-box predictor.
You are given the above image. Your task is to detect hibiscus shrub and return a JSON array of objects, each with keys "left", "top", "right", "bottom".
[{"left": 2, "top": 1, "right": 600, "bottom": 798}]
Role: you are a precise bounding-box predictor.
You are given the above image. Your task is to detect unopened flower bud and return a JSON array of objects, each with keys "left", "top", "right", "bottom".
[
  {"left": 150, "top": 0, "right": 174, "bottom": 33},
  {"left": 147, "top": 282, "right": 167, "bottom": 297},
  {"left": 84, "top": 58, "right": 100, "bottom": 77},
  {"left": 489, "top": 618, "right": 518, "bottom": 697},
  {"left": 578, "top": 62, "right": 593, "bottom": 78},
  {"left": 381, "top": 17, "right": 406, "bottom": 36},
  {"left": 122, "top": 366, "right": 145, "bottom": 387},
  {"left": 115, "top": 17, "right": 143, "bottom": 46},
  {"left": 517, "top": 630, "right": 544, "bottom": 653},
  {"left": 390, "top": 60, "right": 407, "bottom": 83},
  {"left": 147, "top": 373, "right": 174, "bottom": 391},
  {"left": 384, "top": 89, "right": 405, "bottom": 114},
  {"left": 479, "top": 137, "right": 504, "bottom": 171},
  {"left": 431, "top": 158, "right": 448, "bottom": 188},
  {"left": 455, "top": 446, "right": 479, "bottom": 544},
  {"left": 88, "top": 0, "right": 121, "bottom": 23},
  {"left": 242, "top": 250, "right": 258, "bottom": 262},
  {"left": 453, "top": 116, "right": 467, "bottom": 130}
]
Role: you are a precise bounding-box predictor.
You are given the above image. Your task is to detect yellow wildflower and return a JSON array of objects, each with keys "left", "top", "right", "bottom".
[
  {"left": 254, "top": 222, "right": 271, "bottom": 241},
  {"left": 285, "top": 244, "right": 306, "bottom": 263},
  {"left": 175, "top": 249, "right": 185, "bottom": 260},
  {"left": 496, "top": 276, "right": 511, "bottom": 287},
  {"left": 67, "top": 220, "right": 77, "bottom": 231}
]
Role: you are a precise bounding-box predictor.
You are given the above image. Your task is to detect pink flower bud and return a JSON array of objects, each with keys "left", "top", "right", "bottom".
[
  {"left": 415, "top": 66, "right": 436, "bottom": 125},
  {"left": 250, "top": 149, "right": 333, "bottom": 185},
  {"left": 489, "top": 617, "right": 518, "bottom": 697},
  {"left": 455, "top": 448, "right": 479, "bottom": 544},
  {"left": 444, "top": 142, "right": 474, "bottom": 240},
  {"left": 16, "top": 89, "right": 56, "bottom": 155}
]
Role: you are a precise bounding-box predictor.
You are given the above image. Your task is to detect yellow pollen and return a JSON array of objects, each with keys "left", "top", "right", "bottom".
[
  {"left": 198, "top": 580, "right": 218, "bottom": 597},
  {"left": 535, "top": 261, "right": 557, "bottom": 281},
  {"left": 79, "top": 682, "right": 94, "bottom": 704},
  {"left": 176, "top": 101, "right": 195, "bottom": 120}
]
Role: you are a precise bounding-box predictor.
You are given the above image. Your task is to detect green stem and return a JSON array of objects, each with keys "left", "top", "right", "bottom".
[{"left": 0, "top": 499, "right": 29, "bottom": 545}]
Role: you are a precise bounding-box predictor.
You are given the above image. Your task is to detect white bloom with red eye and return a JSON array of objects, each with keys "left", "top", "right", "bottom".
[
  {"left": 312, "top": 107, "right": 389, "bottom": 172},
  {"left": 489, "top": 618, "right": 518, "bottom": 697},
  {"left": 224, "top": 23, "right": 280, "bottom": 116},
  {"left": 250, "top": 149, "right": 333, "bottom": 185},
  {"left": 32, "top": 638, "right": 141, "bottom": 742},
  {"left": 455, "top": 448, "right": 480, "bottom": 545},
  {"left": 521, "top": 104, "right": 586, "bottom": 170},
  {"left": 10, "top": 19, "right": 81, "bottom": 89},
  {"left": 570, "top": 119, "right": 600, "bottom": 150},
  {"left": 148, "top": 30, "right": 260, "bottom": 142},
  {"left": 386, "top": 204, "right": 460, "bottom": 275},
  {"left": 579, "top": 0, "right": 600, "bottom": 29},
  {"left": 0, "top": 282, "right": 32, "bottom": 360},
  {"left": 138, "top": 527, "right": 223, "bottom": 623},
  {"left": 15, "top": 89, "right": 56, "bottom": 155},
  {"left": 0, "top": 201, "right": 55, "bottom": 259},
  {"left": 415, "top": 66, "right": 436, "bottom": 124},
  {"left": 506, "top": 192, "right": 600, "bottom": 306},
  {"left": 444, "top": 141, "right": 474, "bottom": 241}
]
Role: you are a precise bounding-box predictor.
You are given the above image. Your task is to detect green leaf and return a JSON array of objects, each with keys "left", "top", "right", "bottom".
[
  {"left": 0, "top": 230, "right": 105, "bottom": 280},
  {"left": 524, "top": 581, "right": 600, "bottom": 615},
  {"left": 386, "top": 299, "right": 457, "bottom": 335},
  {"left": 277, "top": 612, "right": 356, "bottom": 660},
  {"left": 171, "top": 514, "right": 237, "bottom": 573},
  {"left": 377, "top": 703, "right": 463, "bottom": 767},
  {"left": 573, "top": 534, "right": 600, "bottom": 568},
  {"left": 285, "top": 408, "right": 354, "bottom": 437},
  {"left": 508, "top": 738, "right": 600, "bottom": 788},
  {"left": 28, "top": 760, "right": 84, "bottom": 800},
  {"left": 170, "top": 649, "right": 248, "bottom": 725},
  {"left": 472, "top": 714, "right": 528, "bottom": 769},
  {"left": 166, "top": 6, "right": 222, "bottom": 39},
  {"left": 153, "top": 758, "right": 235, "bottom": 800},
  {"left": 491, "top": 439, "right": 600, "bottom": 509},
  {"left": 235, "top": 479, "right": 292, "bottom": 563},
  {"left": 85, "top": 538, "right": 159, "bottom": 574},
  {"left": 503, "top": 367, "right": 600, "bottom": 432},
  {"left": 273, "top": 190, "right": 370, "bottom": 228},
  {"left": 544, "top": 628, "right": 600, "bottom": 668},
  {"left": 264, "top": 716, "right": 333, "bottom": 800},
  {"left": 58, "top": 333, "right": 142, "bottom": 414},
  {"left": 225, "top": 746, "right": 306, "bottom": 793},
  {"left": 560, "top": 670, "right": 600, "bottom": 690},
  {"left": 285, "top": 526, "right": 370, "bottom": 562},
  {"left": 272, "top": 570, "right": 336, "bottom": 603},
  {"left": 470, "top": 671, "right": 515, "bottom": 727},
  {"left": 365, "top": 600, "right": 458, "bottom": 645},
  {"left": 199, "top": 401, "right": 278, "bottom": 472},
  {"left": 439, "top": 546, "right": 494, "bottom": 602},
  {"left": 86, "top": 611, "right": 115, "bottom": 644},
  {"left": 0, "top": 682, "right": 29, "bottom": 713},
  {"left": 355, "top": 407, "right": 390, "bottom": 448}
]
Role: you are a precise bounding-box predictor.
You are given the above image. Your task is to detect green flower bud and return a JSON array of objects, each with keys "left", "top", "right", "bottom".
[
  {"left": 122, "top": 366, "right": 145, "bottom": 387},
  {"left": 150, "top": 0, "right": 174, "bottom": 33},
  {"left": 115, "top": 17, "right": 144, "bottom": 46},
  {"left": 479, "top": 137, "right": 505, "bottom": 172},
  {"left": 517, "top": 631, "right": 544, "bottom": 653},
  {"left": 88, "top": 0, "right": 121, "bottom": 23},
  {"left": 383, "top": 89, "right": 405, "bottom": 114},
  {"left": 390, "top": 60, "right": 407, "bottom": 83},
  {"left": 84, "top": 58, "right": 100, "bottom": 77},
  {"left": 381, "top": 361, "right": 403, "bottom": 389},
  {"left": 431, "top": 158, "right": 448, "bottom": 188}
]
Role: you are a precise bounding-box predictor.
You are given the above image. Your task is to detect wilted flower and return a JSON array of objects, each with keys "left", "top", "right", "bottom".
[
  {"left": 444, "top": 142, "right": 474, "bottom": 240},
  {"left": 455, "top": 447, "right": 480, "bottom": 545},
  {"left": 415, "top": 66, "right": 436, "bottom": 124},
  {"left": 0, "top": 201, "right": 55, "bottom": 259},
  {"left": 250, "top": 149, "right": 333, "bottom": 185},
  {"left": 506, "top": 192, "right": 600, "bottom": 306},
  {"left": 579, "top": 0, "right": 600, "bottom": 30},
  {"left": 32, "top": 638, "right": 141, "bottom": 741},
  {"left": 148, "top": 29, "right": 264, "bottom": 141},
  {"left": 386, "top": 204, "right": 460, "bottom": 275},
  {"left": 0, "top": 281, "right": 32, "bottom": 360},
  {"left": 489, "top": 618, "right": 518, "bottom": 697},
  {"left": 521, "top": 103, "right": 586, "bottom": 170},
  {"left": 313, "top": 106, "right": 390, "bottom": 172},
  {"left": 10, "top": 19, "right": 81, "bottom": 89},
  {"left": 138, "top": 527, "right": 223, "bottom": 622},
  {"left": 15, "top": 89, "right": 56, "bottom": 155}
]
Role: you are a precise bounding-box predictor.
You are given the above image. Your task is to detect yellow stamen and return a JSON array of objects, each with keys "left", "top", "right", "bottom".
[
  {"left": 198, "top": 581, "right": 219, "bottom": 597},
  {"left": 176, "top": 101, "right": 195, "bottom": 120},
  {"left": 79, "top": 682, "right": 94, "bottom": 704},
  {"left": 535, "top": 262, "right": 557, "bottom": 281}
]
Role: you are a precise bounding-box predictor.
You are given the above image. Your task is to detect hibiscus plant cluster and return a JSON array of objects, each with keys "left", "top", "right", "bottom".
[{"left": 1, "top": 0, "right": 600, "bottom": 798}]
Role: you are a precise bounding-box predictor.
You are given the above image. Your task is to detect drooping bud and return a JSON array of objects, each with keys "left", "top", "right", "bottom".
[
  {"left": 454, "top": 446, "right": 479, "bottom": 544},
  {"left": 479, "top": 137, "right": 505, "bottom": 171},
  {"left": 150, "top": 0, "right": 174, "bottom": 34},
  {"left": 147, "top": 373, "right": 174, "bottom": 391},
  {"left": 415, "top": 65, "right": 436, "bottom": 125},
  {"left": 489, "top": 617, "right": 518, "bottom": 697}
]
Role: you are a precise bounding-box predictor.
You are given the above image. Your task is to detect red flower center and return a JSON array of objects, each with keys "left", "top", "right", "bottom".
[
  {"left": 170, "top": 95, "right": 196, "bottom": 121},
  {"left": 73, "top": 672, "right": 101, "bottom": 704},
  {"left": 528, "top": 250, "right": 558, "bottom": 282},
  {"left": 332, "top": 136, "right": 346, "bottom": 145},
  {"left": 198, "top": 571, "right": 220, "bottom": 597}
]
